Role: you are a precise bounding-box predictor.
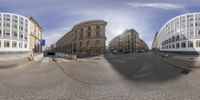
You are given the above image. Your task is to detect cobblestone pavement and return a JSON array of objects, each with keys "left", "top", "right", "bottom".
[{"left": 0, "top": 52, "right": 199, "bottom": 100}]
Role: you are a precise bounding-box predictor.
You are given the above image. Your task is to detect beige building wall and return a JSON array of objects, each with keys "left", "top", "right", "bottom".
[
  {"left": 29, "top": 17, "right": 42, "bottom": 52},
  {"left": 109, "top": 29, "right": 139, "bottom": 53},
  {"left": 152, "top": 32, "right": 158, "bottom": 50}
]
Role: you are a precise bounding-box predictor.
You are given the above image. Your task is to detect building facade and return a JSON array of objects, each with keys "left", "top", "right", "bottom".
[
  {"left": 152, "top": 32, "right": 158, "bottom": 50},
  {"left": 56, "top": 20, "right": 107, "bottom": 55},
  {"left": 29, "top": 17, "right": 42, "bottom": 52},
  {"left": 137, "top": 39, "right": 149, "bottom": 52},
  {"left": 157, "top": 13, "right": 200, "bottom": 53},
  {"left": 0, "top": 13, "right": 29, "bottom": 53},
  {"left": 109, "top": 29, "right": 139, "bottom": 53}
]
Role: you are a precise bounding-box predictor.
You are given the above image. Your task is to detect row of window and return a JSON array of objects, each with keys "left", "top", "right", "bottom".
[
  {"left": 160, "top": 30, "right": 200, "bottom": 44},
  {"left": 0, "top": 22, "right": 28, "bottom": 30},
  {"left": 161, "top": 40, "right": 200, "bottom": 49},
  {"left": 0, "top": 30, "right": 28, "bottom": 39},
  {"left": 0, "top": 41, "right": 27, "bottom": 48},
  {"left": 0, "top": 16, "right": 28, "bottom": 23}
]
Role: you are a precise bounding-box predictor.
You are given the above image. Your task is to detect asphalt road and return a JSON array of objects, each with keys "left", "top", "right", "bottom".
[{"left": 0, "top": 52, "right": 199, "bottom": 100}]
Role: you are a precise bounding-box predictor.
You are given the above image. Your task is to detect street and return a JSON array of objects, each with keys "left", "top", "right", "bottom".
[{"left": 0, "top": 52, "right": 199, "bottom": 100}]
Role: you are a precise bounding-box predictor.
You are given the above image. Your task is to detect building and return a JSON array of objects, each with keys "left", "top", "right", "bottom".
[
  {"left": 29, "top": 17, "right": 42, "bottom": 52},
  {"left": 56, "top": 20, "right": 107, "bottom": 55},
  {"left": 0, "top": 13, "right": 29, "bottom": 53},
  {"left": 157, "top": 13, "right": 200, "bottom": 54},
  {"left": 137, "top": 39, "right": 149, "bottom": 52},
  {"left": 151, "top": 32, "right": 158, "bottom": 50},
  {"left": 109, "top": 29, "right": 139, "bottom": 53}
]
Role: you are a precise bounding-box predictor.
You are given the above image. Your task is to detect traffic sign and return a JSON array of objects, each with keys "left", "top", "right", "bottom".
[{"left": 41, "top": 39, "right": 45, "bottom": 46}]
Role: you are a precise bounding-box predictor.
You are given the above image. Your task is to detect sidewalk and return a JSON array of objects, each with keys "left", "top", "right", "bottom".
[
  {"left": 158, "top": 53, "right": 200, "bottom": 71},
  {"left": 0, "top": 53, "right": 43, "bottom": 69}
]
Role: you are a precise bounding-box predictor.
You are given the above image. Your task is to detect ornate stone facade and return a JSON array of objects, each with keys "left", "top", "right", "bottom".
[{"left": 56, "top": 20, "right": 107, "bottom": 55}]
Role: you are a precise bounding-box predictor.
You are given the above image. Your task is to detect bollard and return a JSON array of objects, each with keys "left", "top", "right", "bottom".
[{"left": 52, "top": 56, "right": 57, "bottom": 62}]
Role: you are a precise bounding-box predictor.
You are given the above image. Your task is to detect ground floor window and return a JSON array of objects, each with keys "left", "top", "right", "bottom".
[
  {"left": 181, "top": 42, "right": 186, "bottom": 48},
  {"left": 4, "top": 41, "right": 10, "bottom": 48},
  {"left": 12, "top": 41, "right": 17, "bottom": 48},
  {"left": 188, "top": 41, "right": 193, "bottom": 48},
  {"left": 176, "top": 43, "right": 180, "bottom": 48},
  {"left": 19, "top": 42, "right": 23, "bottom": 48},
  {"left": 196, "top": 40, "right": 200, "bottom": 47},
  {"left": 24, "top": 43, "right": 27, "bottom": 48}
]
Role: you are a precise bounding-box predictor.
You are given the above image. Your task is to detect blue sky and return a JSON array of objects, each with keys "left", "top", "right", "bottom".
[{"left": 0, "top": 0, "right": 200, "bottom": 48}]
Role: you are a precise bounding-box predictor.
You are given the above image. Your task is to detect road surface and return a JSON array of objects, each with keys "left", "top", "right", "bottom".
[{"left": 0, "top": 52, "right": 199, "bottom": 100}]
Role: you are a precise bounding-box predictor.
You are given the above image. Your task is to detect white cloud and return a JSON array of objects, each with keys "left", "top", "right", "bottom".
[{"left": 126, "top": 2, "right": 185, "bottom": 10}]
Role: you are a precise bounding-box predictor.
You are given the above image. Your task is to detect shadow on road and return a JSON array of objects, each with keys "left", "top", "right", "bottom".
[{"left": 105, "top": 52, "right": 184, "bottom": 83}]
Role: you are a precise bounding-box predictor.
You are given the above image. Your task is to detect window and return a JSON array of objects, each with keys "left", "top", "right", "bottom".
[
  {"left": 172, "top": 36, "right": 175, "bottom": 42},
  {"left": 169, "top": 45, "right": 171, "bottom": 49},
  {"left": 188, "top": 30, "right": 194, "bottom": 37},
  {"left": 96, "top": 26, "right": 100, "bottom": 30},
  {"left": 80, "top": 28, "right": 84, "bottom": 39},
  {"left": 87, "top": 32, "right": 91, "bottom": 38},
  {"left": 20, "top": 26, "right": 23, "bottom": 31},
  {"left": 86, "top": 41, "right": 89, "bottom": 47},
  {"left": 12, "top": 24, "right": 17, "bottom": 29},
  {"left": 172, "top": 44, "right": 175, "bottom": 48},
  {"left": 79, "top": 42, "right": 82, "bottom": 47},
  {"left": 176, "top": 43, "right": 180, "bottom": 48},
  {"left": 24, "top": 43, "right": 27, "bottom": 48},
  {"left": 176, "top": 35, "right": 180, "bottom": 41},
  {"left": 196, "top": 30, "right": 200, "bottom": 36},
  {"left": 19, "top": 42, "right": 23, "bottom": 48},
  {"left": 96, "top": 40, "right": 100, "bottom": 47},
  {"left": 196, "top": 40, "right": 200, "bottom": 47},
  {"left": 96, "top": 31, "right": 100, "bottom": 37},
  {"left": 12, "top": 31, "right": 17, "bottom": 37},
  {"left": 4, "top": 29, "right": 10, "bottom": 36},
  {"left": 12, "top": 19, "right": 18, "bottom": 23},
  {"left": 87, "top": 27, "right": 91, "bottom": 31},
  {"left": 12, "top": 41, "right": 17, "bottom": 48},
  {"left": 4, "top": 23, "right": 10, "bottom": 27},
  {"left": 181, "top": 42, "right": 186, "bottom": 48},
  {"left": 188, "top": 41, "right": 193, "bottom": 48},
  {"left": 182, "top": 34, "right": 186, "bottom": 39},
  {"left": 4, "top": 41, "right": 10, "bottom": 48}
]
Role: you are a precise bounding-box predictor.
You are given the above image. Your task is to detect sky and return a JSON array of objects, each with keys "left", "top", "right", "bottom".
[{"left": 0, "top": 0, "right": 200, "bottom": 48}]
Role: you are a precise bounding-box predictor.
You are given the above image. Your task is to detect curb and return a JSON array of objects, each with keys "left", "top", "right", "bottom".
[
  {"left": 159, "top": 56, "right": 191, "bottom": 74},
  {"left": 0, "top": 55, "right": 43, "bottom": 69},
  {"left": 160, "top": 57, "right": 190, "bottom": 70},
  {"left": 0, "top": 58, "right": 28, "bottom": 69},
  {"left": 0, "top": 63, "right": 19, "bottom": 69}
]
